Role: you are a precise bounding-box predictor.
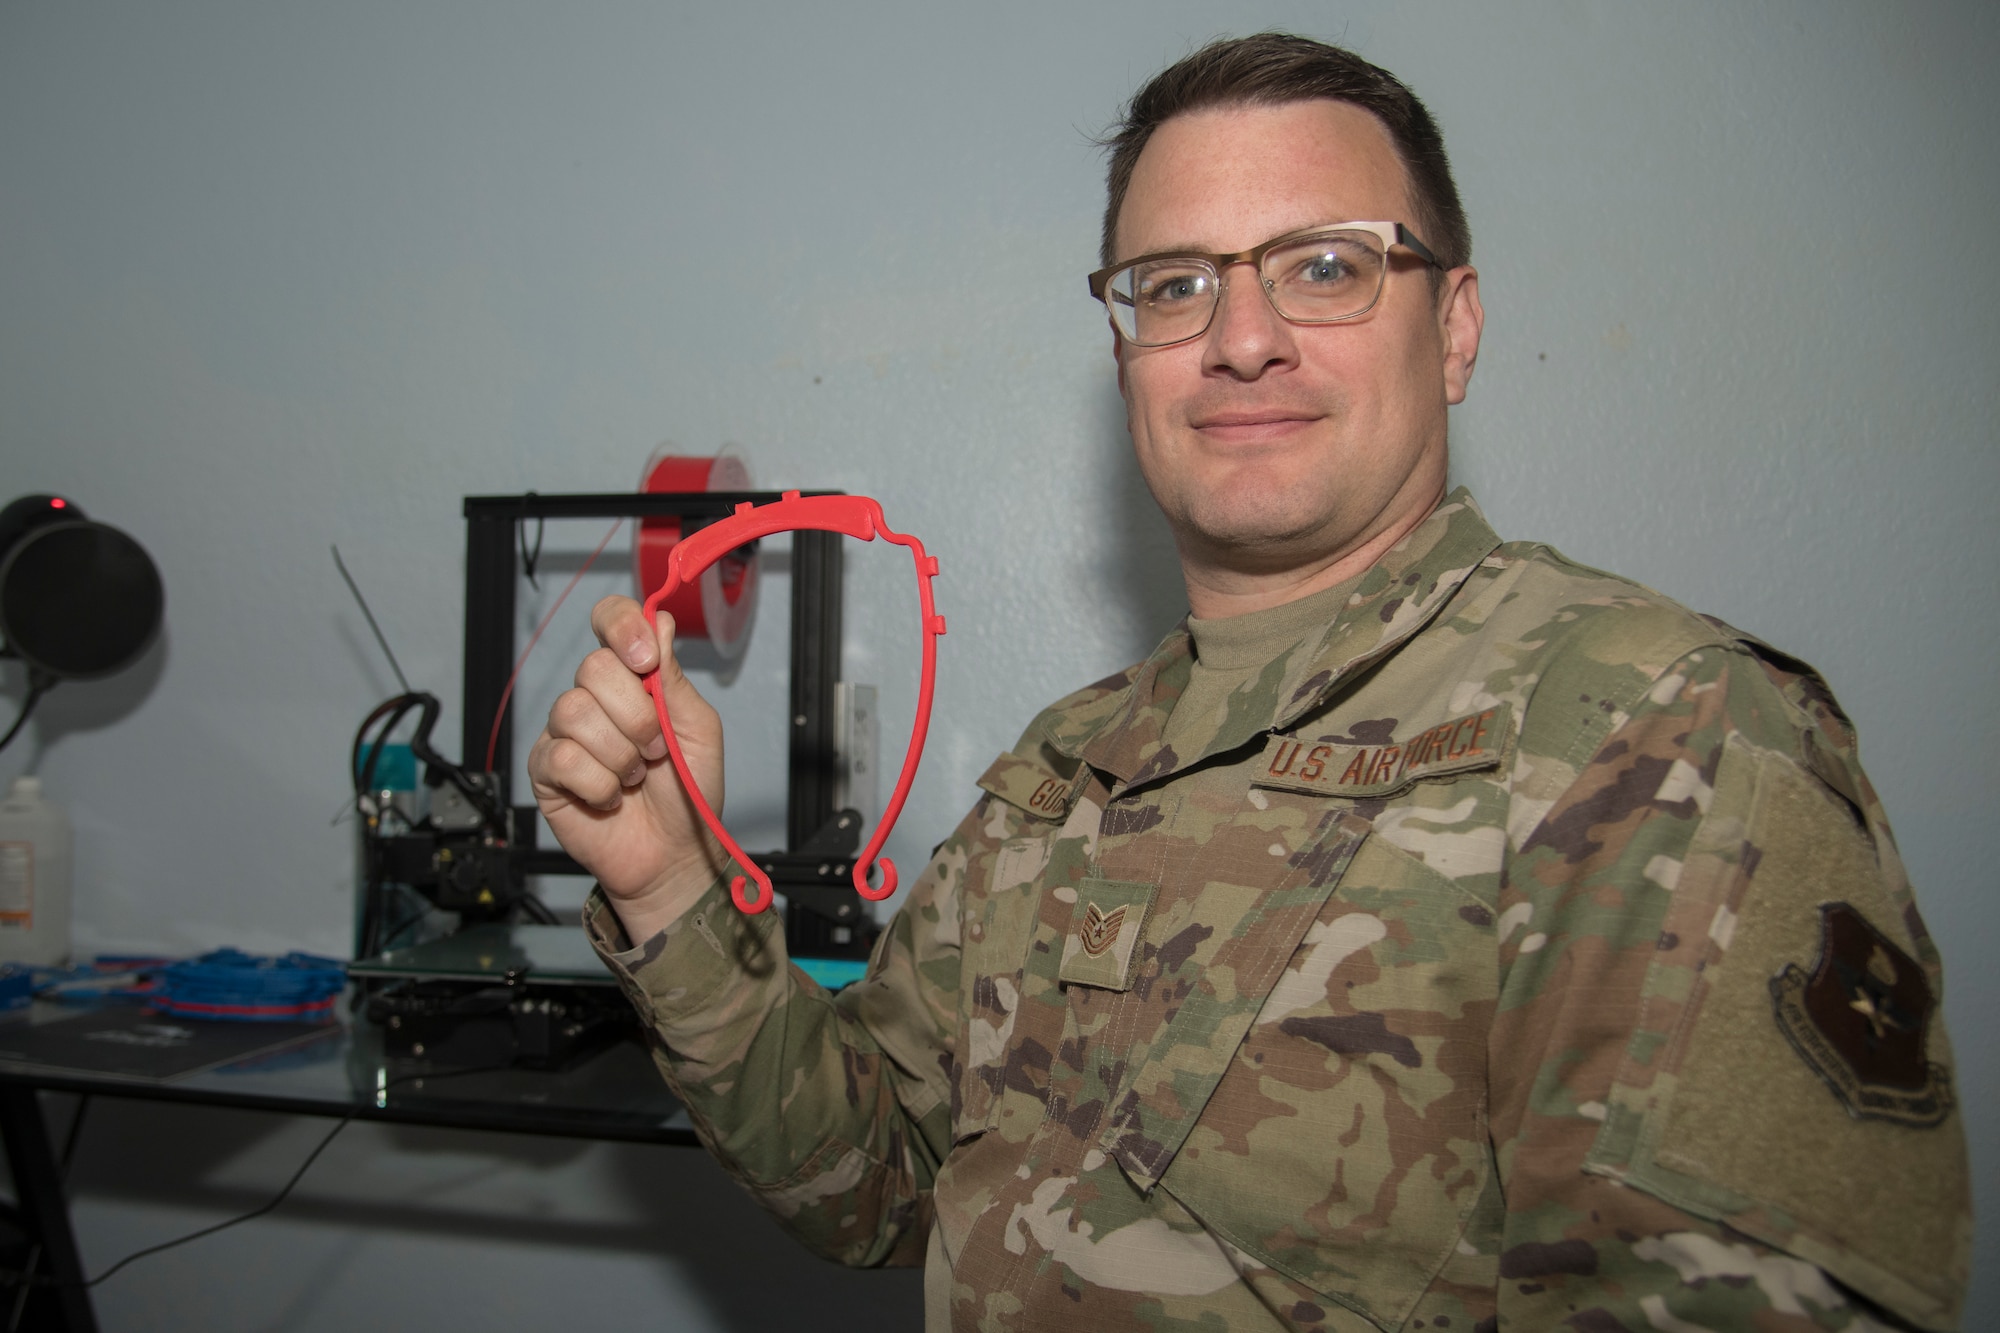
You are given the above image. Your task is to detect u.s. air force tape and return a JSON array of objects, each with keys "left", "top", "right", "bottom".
[{"left": 1253, "top": 703, "right": 1514, "bottom": 800}]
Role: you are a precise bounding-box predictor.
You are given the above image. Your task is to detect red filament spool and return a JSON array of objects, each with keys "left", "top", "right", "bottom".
[{"left": 634, "top": 453, "right": 759, "bottom": 661}]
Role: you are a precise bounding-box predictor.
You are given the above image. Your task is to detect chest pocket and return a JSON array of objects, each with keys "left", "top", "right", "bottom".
[
  {"left": 1152, "top": 829, "right": 1498, "bottom": 1330},
  {"left": 954, "top": 839, "right": 1046, "bottom": 1137},
  {"left": 953, "top": 755, "right": 1094, "bottom": 1140},
  {"left": 1072, "top": 790, "right": 1370, "bottom": 1177}
]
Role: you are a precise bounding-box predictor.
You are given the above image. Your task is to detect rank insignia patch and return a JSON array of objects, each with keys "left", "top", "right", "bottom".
[
  {"left": 1077, "top": 902, "right": 1126, "bottom": 958},
  {"left": 1058, "top": 878, "right": 1156, "bottom": 992},
  {"left": 1770, "top": 902, "right": 1953, "bottom": 1127}
]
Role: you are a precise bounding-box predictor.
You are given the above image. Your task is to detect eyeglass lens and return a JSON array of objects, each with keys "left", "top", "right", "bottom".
[{"left": 1105, "top": 230, "right": 1389, "bottom": 346}]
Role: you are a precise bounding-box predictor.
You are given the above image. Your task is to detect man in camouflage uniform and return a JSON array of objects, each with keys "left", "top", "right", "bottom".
[{"left": 528, "top": 34, "right": 1969, "bottom": 1332}]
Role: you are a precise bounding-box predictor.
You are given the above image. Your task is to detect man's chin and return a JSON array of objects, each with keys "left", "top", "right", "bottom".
[{"left": 1174, "top": 505, "right": 1343, "bottom": 569}]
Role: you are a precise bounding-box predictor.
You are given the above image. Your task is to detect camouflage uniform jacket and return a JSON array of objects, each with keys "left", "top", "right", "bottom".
[{"left": 587, "top": 490, "right": 1970, "bottom": 1332}]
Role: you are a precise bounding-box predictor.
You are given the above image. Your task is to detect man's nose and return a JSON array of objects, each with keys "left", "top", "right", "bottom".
[{"left": 1203, "top": 261, "right": 1298, "bottom": 379}]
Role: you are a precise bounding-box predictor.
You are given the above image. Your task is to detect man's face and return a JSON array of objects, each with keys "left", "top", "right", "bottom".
[{"left": 1113, "top": 99, "right": 1481, "bottom": 590}]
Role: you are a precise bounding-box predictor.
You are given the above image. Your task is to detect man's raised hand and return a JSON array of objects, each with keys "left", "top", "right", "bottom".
[{"left": 527, "top": 595, "right": 728, "bottom": 941}]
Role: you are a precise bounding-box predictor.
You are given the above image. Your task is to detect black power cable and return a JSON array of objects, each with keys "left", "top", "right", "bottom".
[
  {"left": 0, "top": 1065, "right": 510, "bottom": 1295},
  {"left": 0, "top": 672, "right": 53, "bottom": 756}
]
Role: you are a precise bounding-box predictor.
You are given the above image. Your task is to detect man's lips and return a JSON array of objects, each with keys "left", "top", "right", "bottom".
[{"left": 1189, "top": 410, "right": 1322, "bottom": 441}]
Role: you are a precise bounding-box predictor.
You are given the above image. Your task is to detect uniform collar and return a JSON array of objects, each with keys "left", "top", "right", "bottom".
[{"left": 1059, "top": 488, "right": 1503, "bottom": 791}]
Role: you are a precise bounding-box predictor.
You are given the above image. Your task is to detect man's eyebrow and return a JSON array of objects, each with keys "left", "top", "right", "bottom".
[{"left": 1120, "top": 220, "right": 1367, "bottom": 261}]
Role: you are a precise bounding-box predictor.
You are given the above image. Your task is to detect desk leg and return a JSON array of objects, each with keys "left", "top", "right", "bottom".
[{"left": 0, "top": 1089, "right": 97, "bottom": 1333}]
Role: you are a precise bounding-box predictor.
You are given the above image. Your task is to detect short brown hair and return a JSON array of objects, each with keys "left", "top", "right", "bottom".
[{"left": 1097, "top": 33, "right": 1471, "bottom": 274}]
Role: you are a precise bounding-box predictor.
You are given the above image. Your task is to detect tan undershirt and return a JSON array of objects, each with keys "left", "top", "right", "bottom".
[{"left": 1163, "top": 575, "right": 1362, "bottom": 762}]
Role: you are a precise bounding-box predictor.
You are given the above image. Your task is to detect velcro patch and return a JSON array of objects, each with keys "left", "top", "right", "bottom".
[
  {"left": 1253, "top": 704, "right": 1513, "bottom": 799},
  {"left": 1057, "top": 878, "right": 1156, "bottom": 992},
  {"left": 1771, "top": 902, "right": 1952, "bottom": 1127},
  {"left": 976, "top": 752, "right": 1081, "bottom": 822}
]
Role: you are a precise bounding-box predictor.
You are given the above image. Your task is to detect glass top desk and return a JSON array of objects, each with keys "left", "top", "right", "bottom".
[
  {"left": 4, "top": 924, "right": 697, "bottom": 1144},
  {"left": 0, "top": 927, "right": 699, "bottom": 1332}
]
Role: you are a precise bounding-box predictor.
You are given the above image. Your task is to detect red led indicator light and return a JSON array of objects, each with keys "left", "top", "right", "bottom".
[{"left": 49, "top": 498, "right": 67, "bottom": 510}]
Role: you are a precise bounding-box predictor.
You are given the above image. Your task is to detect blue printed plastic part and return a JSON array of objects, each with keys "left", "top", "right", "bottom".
[
  {"left": 151, "top": 949, "right": 347, "bottom": 1022},
  {"left": 0, "top": 965, "right": 33, "bottom": 1011}
]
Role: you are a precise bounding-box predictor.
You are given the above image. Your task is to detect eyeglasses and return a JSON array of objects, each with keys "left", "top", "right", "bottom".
[{"left": 1087, "top": 221, "right": 1441, "bottom": 348}]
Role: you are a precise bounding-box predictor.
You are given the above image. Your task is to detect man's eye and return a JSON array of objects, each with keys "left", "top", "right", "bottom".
[
  {"left": 1138, "top": 269, "right": 1213, "bottom": 305},
  {"left": 1295, "top": 253, "right": 1352, "bottom": 284},
  {"left": 1271, "top": 236, "right": 1379, "bottom": 296}
]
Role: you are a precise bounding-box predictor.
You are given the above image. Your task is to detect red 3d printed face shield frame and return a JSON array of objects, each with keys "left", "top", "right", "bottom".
[{"left": 641, "top": 492, "right": 944, "bottom": 914}]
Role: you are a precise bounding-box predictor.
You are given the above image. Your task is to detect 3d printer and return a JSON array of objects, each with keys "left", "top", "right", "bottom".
[{"left": 347, "top": 487, "right": 892, "bottom": 1067}]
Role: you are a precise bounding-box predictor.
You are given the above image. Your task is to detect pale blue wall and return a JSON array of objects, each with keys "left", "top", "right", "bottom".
[{"left": 2, "top": 2, "right": 1993, "bottom": 1328}]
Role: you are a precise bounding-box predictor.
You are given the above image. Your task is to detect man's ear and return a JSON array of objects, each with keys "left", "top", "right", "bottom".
[
  {"left": 1111, "top": 325, "right": 1128, "bottom": 399},
  {"left": 1438, "top": 266, "right": 1483, "bottom": 406}
]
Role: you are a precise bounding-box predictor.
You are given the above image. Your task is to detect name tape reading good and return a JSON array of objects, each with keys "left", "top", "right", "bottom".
[
  {"left": 1254, "top": 704, "right": 1514, "bottom": 799},
  {"left": 976, "top": 753, "right": 1081, "bottom": 822}
]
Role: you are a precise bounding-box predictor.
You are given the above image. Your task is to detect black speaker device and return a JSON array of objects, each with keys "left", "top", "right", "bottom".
[{"left": 0, "top": 494, "right": 164, "bottom": 682}]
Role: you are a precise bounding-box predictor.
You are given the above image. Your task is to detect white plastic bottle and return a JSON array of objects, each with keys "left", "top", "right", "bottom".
[{"left": 0, "top": 776, "right": 72, "bottom": 966}]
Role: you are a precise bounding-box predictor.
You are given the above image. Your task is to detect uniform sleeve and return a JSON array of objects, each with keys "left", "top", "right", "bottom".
[
  {"left": 585, "top": 790, "right": 1016, "bottom": 1268},
  {"left": 1488, "top": 639, "right": 1970, "bottom": 1330}
]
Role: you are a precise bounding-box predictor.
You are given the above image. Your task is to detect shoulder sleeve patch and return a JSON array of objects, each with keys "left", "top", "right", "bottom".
[
  {"left": 1252, "top": 704, "right": 1513, "bottom": 799},
  {"left": 1771, "top": 901, "right": 1952, "bottom": 1127},
  {"left": 1584, "top": 733, "right": 1970, "bottom": 1330},
  {"left": 976, "top": 752, "right": 1081, "bottom": 822}
]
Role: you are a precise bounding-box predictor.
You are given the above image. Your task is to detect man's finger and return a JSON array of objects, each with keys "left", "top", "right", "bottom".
[
  {"left": 546, "top": 680, "right": 647, "bottom": 781},
  {"left": 570, "top": 647, "right": 667, "bottom": 759},
  {"left": 529, "top": 733, "right": 624, "bottom": 813},
  {"left": 589, "top": 594, "right": 657, "bottom": 673}
]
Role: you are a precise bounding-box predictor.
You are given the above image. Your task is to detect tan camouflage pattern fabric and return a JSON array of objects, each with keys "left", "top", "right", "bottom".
[{"left": 588, "top": 490, "right": 1969, "bottom": 1331}]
